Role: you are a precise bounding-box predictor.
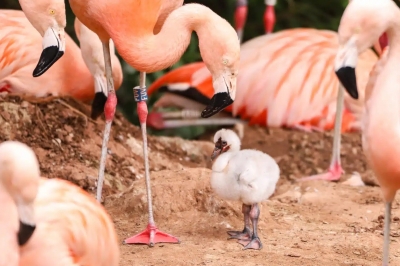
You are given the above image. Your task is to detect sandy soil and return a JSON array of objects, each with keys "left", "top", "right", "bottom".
[{"left": 1, "top": 95, "right": 400, "bottom": 266}]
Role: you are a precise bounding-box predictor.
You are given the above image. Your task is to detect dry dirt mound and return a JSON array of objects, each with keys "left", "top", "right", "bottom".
[
  {"left": 1, "top": 94, "right": 398, "bottom": 266},
  {"left": 0, "top": 95, "right": 213, "bottom": 199}
]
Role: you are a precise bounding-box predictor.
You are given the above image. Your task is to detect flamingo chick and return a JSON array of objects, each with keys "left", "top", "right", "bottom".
[
  {"left": 334, "top": 0, "right": 400, "bottom": 264},
  {"left": 210, "top": 129, "right": 280, "bottom": 250},
  {"left": 0, "top": 141, "right": 119, "bottom": 265}
]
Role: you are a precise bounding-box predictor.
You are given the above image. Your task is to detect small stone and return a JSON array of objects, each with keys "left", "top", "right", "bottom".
[
  {"left": 64, "top": 125, "right": 73, "bottom": 133},
  {"left": 20, "top": 101, "right": 29, "bottom": 108},
  {"left": 65, "top": 135, "right": 73, "bottom": 143}
]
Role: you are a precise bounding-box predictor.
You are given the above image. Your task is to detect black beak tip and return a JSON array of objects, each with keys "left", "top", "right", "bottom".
[
  {"left": 18, "top": 221, "right": 36, "bottom": 246},
  {"left": 91, "top": 92, "right": 108, "bottom": 119},
  {"left": 201, "top": 92, "right": 233, "bottom": 118},
  {"left": 335, "top": 66, "right": 359, "bottom": 100},
  {"left": 32, "top": 46, "right": 63, "bottom": 77}
]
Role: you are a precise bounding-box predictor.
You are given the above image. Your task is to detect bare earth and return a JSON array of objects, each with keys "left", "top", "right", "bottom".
[{"left": 1, "top": 95, "right": 400, "bottom": 266}]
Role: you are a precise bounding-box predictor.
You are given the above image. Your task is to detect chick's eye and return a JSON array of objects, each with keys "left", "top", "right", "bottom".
[{"left": 222, "top": 141, "right": 227, "bottom": 146}]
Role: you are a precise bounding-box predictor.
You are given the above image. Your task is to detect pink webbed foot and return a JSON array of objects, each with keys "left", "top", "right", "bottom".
[
  {"left": 299, "top": 162, "right": 343, "bottom": 182},
  {"left": 227, "top": 227, "right": 251, "bottom": 241},
  {"left": 238, "top": 236, "right": 263, "bottom": 250},
  {"left": 123, "top": 223, "right": 180, "bottom": 247}
]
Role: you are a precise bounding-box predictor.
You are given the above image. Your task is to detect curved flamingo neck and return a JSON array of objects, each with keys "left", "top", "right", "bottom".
[
  {"left": 63, "top": 64, "right": 95, "bottom": 101},
  {"left": 110, "top": 4, "right": 214, "bottom": 73},
  {"left": 366, "top": 15, "right": 400, "bottom": 133},
  {"left": 60, "top": 42, "right": 95, "bottom": 100}
]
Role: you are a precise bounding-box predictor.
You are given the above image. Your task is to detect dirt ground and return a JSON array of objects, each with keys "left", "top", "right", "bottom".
[{"left": 1, "top": 95, "right": 400, "bottom": 266}]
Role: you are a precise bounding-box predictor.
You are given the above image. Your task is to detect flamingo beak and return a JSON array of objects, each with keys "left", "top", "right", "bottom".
[
  {"left": 211, "top": 147, "right": 222, "bottom": 161},
  {"left": 91, "top": 75, "right": 108, "bottom": 119},
  {"left": 33, "top": 27, "right": 65, "bottom": 77},
  {"left": 18, "top": 220, "right": 36, "bottom": 246},
  {"left": 211, "top": 138, "right": 230, "bottom": 161},
  {"left": 201, "top": 72, "right": 236, "bottom": 118},
  {"left": 17, "top": 203, "right": 36, "bottom": 246},
  {"left": 334, "top": 39, "right": 359, "bottom": 99}
]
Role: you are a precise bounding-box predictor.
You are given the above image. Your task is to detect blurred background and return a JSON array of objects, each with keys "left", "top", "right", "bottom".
[{"left": 2, "top": 0, "right": 351, "bottom": 138}]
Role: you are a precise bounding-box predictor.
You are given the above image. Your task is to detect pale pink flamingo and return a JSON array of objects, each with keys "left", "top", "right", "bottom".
[
  {"left": 67, "top": 0, "right": 240, "bottom": 246},
  {"left": 18, "top": 0, "right": 67, "bottom": 77},
  {"left": 334, "top": 0, "right": 398, "bottom": 264},
  {"left": 0, "top": 140, "right": 119, "bottom": 266},
  {"left": 146, "top": 28, "right": 383, "bottom": 181},
  {"left": 0, "top": 10, "right": 122, "bottom": 119}
]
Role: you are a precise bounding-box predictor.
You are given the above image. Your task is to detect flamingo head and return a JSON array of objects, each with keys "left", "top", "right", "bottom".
[
  {"left": 0, "top": 141, "right": 39, "bottom": 246},
  {"left": 198, "top": 7, "right": 240, "bottom": 118},
  {"left": 334, "top": 0, "right": 396, "bottom": 100},
  {"left": 19, "top": 0, "right": 67, "bottom": 77},
  {"left": 211, "top": 129, "right": 241, "bottom": 160}
]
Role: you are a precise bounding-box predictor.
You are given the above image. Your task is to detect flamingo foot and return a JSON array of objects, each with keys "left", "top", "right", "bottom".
[
  {"left": 123, "top": 223, "right": 180, "bottom": 247},
  {"left": 227, "top": 227, "right": 251, "bottom": 240},
  {"left": 299, "top": 161, "right": 343, "bottom": 182},
  {"left": 238, "top": 236, "right": 263, "bottom": 250}
]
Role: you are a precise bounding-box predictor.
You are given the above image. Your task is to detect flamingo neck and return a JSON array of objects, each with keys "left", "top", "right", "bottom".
[
  {"left": 366, "top": 19, "right": 400, "bottom": 131},
  {"left": 111, "top": 4, "right": 216, "bottom": 73},
  {"left": 62, "top": 54, "right": 95, "bottom": 101}
]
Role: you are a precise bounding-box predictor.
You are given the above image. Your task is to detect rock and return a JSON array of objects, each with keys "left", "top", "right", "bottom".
[{"left": 343, "top": 172, "right": 365, "bottom": 187}]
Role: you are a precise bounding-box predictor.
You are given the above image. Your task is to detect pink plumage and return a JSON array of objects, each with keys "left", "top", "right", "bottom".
[{"left": 147, "top": 28, "right": 379, "bottom": 133}]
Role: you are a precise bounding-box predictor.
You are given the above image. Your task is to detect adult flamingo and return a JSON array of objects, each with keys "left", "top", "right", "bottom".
[
  {"left": 334, "top": 0, "right": 399, "bottom": 264},
  {"left": 68, "top": 0, "right": 240, "bottom": 246},
  {"left": 235, "top": 0, "right": 276, "bottom": 42},
  {"left": 18, "top": 0, "right": 67, "bottom": 77},
  {"left": 0, "top": 140, "right": 119, "bottom": 266},
  {"left": 0, "top": 10, "right": 122, "bottom": 119}
]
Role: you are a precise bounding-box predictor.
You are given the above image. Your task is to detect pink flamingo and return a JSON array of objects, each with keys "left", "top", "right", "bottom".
[
  {"left": 0, "top": 141, "right": 119, "bottom": 265},
  {"left": 334, "top": 0, "right": 398, "bottom": 264},
  {"left": 68, "top": 0, "right": 240, "bottom": 246},
  {"left": 0, "top": 9, "right": 122, "bottom": 119}
]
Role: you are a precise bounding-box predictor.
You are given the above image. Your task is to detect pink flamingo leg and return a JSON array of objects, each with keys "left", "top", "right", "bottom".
[
  {"left": 96, "top": 40, "right": 117, "bottom": 202},
  {"left": 234, "top": 0, "right": 248, "bottom": 43},
  {"left": 264, "top": 0, "right": 276, "bottom": 34},
  {"left": 300, "top": 32, "right": 388, "bottom": 183},
  {"left": 124, "top": 72, "right": 180, "bottom": 246},
  {"left": 299, "top": 85, "right": 345, "bottom": 182}
]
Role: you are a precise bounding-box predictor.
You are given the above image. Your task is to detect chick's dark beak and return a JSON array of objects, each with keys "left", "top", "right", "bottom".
[
  {"left": 211, "top": 147, "right": 222, "bottom": 161},
  {"left": 335, "top": 66, "right": 358, "bottom": 99}
]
